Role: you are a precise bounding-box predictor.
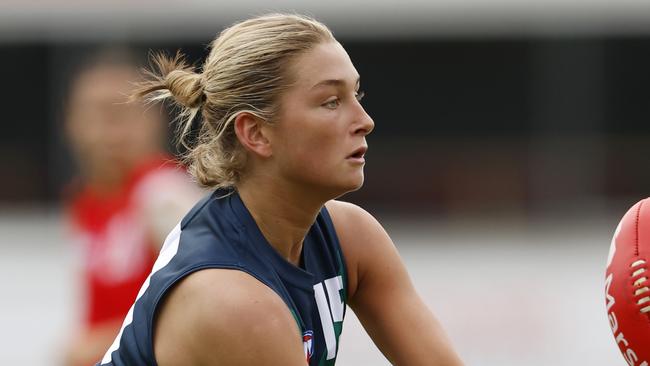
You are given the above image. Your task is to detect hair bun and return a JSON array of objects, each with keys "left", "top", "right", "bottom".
[{"left": 165, "top": 69, "right": 205, "bottom": 109}]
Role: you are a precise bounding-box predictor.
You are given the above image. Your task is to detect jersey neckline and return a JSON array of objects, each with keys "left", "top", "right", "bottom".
[{"left": 227, "top": 189, "right": 316, "bottom": 290}]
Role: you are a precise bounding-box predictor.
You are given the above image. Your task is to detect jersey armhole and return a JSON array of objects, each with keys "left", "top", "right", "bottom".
[{"left": 319, "top": 206, "right": 350, "bottom": 307}]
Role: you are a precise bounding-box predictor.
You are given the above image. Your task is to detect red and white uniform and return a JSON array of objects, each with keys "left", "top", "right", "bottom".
[{"left": 67, "top": 156, "right": 197, "bottom": 327}]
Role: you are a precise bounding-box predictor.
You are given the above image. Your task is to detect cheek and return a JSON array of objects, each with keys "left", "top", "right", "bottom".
[
  {"left": 273, "top": 102, "right": 346, "bottom": 176},
  {"left": 287, "top": 124, "right": 340, "bottom": 164},
  {"left": 285, "top": 135, "right": 346, "bottom": 188}
]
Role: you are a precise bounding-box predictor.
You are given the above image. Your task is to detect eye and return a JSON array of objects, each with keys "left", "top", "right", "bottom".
[
  {"left": 323, "top": 98, "right": 340, "bottom": 109},
  {"left": 355, "top": 90, "right": 365, "bottom": 102}
]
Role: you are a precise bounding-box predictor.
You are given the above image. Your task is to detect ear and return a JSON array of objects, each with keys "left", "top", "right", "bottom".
[{"left": 233, "top": 112, "right": 273, "bottom": 158}]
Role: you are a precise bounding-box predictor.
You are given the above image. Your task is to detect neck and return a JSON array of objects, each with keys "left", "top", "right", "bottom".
[{"left": 236, "top": 175, "right": 328, "bottom": 266}]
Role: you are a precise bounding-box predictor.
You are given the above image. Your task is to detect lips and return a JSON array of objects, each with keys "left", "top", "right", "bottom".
[{"left": 347, "top": 146, "right": 367, "bottom": 159}]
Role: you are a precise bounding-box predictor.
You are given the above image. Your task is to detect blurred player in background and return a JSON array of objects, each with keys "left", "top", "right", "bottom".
[
  {"left": 61, "top": 49, "right": 202, "bottom": 366},
  {"left": 98, "top": 14, "right": 463, "bottom": 366}
]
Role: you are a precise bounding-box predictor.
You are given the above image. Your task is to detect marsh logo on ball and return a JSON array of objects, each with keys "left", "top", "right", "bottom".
[
  {"left": 605, "top": 198, "right": 650, "bottom": 366},
  {"left": 303, "top": 330, "right": 314, "bottom": 362}
]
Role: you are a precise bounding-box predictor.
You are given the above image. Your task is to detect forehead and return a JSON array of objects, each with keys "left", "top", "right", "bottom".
[{"left": 288, "top": 41, "right": 359, "bottom": 89}]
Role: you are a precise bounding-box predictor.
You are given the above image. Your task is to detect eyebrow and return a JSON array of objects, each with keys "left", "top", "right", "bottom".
[{"left": 311, "top": 77, "right": 361, "bottom": 90}]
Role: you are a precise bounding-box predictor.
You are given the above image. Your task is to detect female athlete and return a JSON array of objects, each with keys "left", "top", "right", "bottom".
[{"left": 98, "top": 14, "right": 464, "bottom": 366}]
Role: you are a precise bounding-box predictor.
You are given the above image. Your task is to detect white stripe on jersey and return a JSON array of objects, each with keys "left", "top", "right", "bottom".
[{"left": 100, "top": 223, "right": 183, "bottom": 365}]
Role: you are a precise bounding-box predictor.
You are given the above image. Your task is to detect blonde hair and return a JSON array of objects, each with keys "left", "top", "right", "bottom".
[{"left": 133, "top": 13, "right": 335, "bottom": 189}]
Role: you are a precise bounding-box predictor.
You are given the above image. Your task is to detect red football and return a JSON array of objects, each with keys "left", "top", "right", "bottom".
[{"left": 606, "top": 198, "right": 650, "bottom": 366}]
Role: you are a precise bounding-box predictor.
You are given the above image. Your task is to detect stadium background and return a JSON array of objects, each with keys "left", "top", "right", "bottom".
[{"left": 1, "top": 0, "right": 648, "bottom": 364}]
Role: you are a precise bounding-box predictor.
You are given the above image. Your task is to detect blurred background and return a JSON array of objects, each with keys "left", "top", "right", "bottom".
[{"left": 1, "top": 0, "right": 648, "bottom": 364}]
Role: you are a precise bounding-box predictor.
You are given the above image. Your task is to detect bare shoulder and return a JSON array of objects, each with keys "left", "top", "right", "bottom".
[
  {"left": 326, "top": 202, "right": 464, "bottom": 366},
  {"left": 154, "top": 268, "right": 305, "bottom": 366},
  {"left": 325, "top": 200, "right": 399, "bottom": 300},
  {"left": 325, "top": 199, "right": 386, "bottom": 238}
]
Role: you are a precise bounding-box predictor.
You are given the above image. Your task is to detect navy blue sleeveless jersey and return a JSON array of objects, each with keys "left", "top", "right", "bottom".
[{"left": 98, "top": 189, "right": 348, "bottom": 366}]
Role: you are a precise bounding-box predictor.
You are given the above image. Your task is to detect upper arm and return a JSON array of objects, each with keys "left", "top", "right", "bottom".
[
  {"left": 326, "top": 200, "right": 463, "bottom": 366},
  {"left": 154, "top": 269, "right": 306, "bottom": 366}
]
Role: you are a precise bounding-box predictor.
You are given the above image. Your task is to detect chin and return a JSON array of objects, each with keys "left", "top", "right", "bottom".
[
  {"left": 302, "top": 169, "right": 365, "bottom": 199},
  {"left": 335, "top": 174, "right": 365, "bottom": 195},
  {"left": 351, "top": 175, "right": 365, "bottom": 191}
]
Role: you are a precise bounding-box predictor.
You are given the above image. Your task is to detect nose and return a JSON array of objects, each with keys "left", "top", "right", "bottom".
[{"left": 353, "top": 103, "right": 374, "bottom": 136}]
